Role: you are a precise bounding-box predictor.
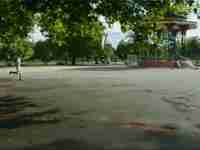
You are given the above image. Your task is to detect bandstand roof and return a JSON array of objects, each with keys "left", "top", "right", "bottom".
[{"left": 160, "top": 14, "right": 197, "bottom": 32}]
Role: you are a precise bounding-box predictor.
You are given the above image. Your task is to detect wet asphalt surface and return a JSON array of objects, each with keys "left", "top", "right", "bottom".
[{"left": 1, "top": 65, "right": 200, "bottom": 149}]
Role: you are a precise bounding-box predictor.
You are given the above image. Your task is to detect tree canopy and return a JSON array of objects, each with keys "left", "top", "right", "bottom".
[
  {"left": 1, "top": 0, "right": 194, "bottom": 40},
  {"left": 0, "top": 0, "right": 196, "bottom": 64}
]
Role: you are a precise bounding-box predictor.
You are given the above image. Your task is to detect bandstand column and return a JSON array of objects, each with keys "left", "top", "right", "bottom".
[{"left": 181, "top": 31, "right": 186, "bottom": 55}]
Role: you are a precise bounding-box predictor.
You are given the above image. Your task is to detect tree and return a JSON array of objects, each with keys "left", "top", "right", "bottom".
[
  {"left": 0, "top": 0, "right": 195, "bottom": 62},
  {"left": 184, "top": 37, "right": 200, "bottom": 58},
  {"left": 0, "top": 37, "right": 33, "bottom": 62},
  {"left": 0, "top": 0, "right": 34, "bottom": 43},
  {"left": 33, "top": 0, "right": 193, "bottom": 64},
  {"left": 0, "top": 0, "right": 35, "bottom": 63},
  {"left": 33, "top": 40, "right": 54, "bottom": 63},
  {"left": 46, "top": 20, "right": 104, "bottom": 65},
  {"left": 12, "top": 37, "right": 33, "bottom": 60},
  {"left": 95, "top": 43, "right": 114, "bottom": 64},
  {"left": 116, "top": 41, "right": 133, "bottom": 60}
]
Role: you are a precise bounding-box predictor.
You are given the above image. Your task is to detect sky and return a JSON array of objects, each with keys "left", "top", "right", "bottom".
[
  {"left": 186, "top": 12, "right": 200, "bottom": 37},
  {"left": 29, "top": 17, "right": 125, "bottom": 48},
  {"left": 29, "top": 12, "right": 200, "bottom": 48},
  {"left": 28, "top": 25, "right": 47, "bottom": 43}
]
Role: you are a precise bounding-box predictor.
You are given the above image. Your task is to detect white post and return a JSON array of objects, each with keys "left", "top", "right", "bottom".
[{"left": 16, "top": 57, "right": 22, "bottom": 80}]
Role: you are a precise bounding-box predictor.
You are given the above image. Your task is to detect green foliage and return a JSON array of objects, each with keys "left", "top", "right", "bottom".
[
  {"left": 116, "top": 41, "right": 133, "bottom": 60},
  {"left": 117, "top": 32, "right": 169, "bottom": 60},
  {"left": 0, "top": 0, "right": 195, "bottom": 64},
  {"left": 63, "top": 20, "right": 103, "bottom": 65},
  {"left": 12, "top": 37, "right": 33, "bottom": 60},
  {"left": 103, "top": 43, "right": 114, "bottom": 57},
  {"left": 0, "top": 37, "right": 33, "bottom": 61},
  {"left": 94, "top": 43, "right": 114, "bottom": 62},
  {"left": 33, "top": 40, "right": 54, "bottom": 63},
  {"left": 0, "top": 0, "right": 34, "bottom": 62},
  {"left": 0, "top": 0, "right": 34, "bottom": 42},
  {"left": 183, "top": 37, "right": 200, "bottom": 57}
]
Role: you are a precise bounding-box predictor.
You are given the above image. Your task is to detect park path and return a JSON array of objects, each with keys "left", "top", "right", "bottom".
[
  {"left": 0, "top": 79, "right": 14, "bottom": 97},
  {"left": 1, "top": 66, "right": 200, "bottom": 149}
]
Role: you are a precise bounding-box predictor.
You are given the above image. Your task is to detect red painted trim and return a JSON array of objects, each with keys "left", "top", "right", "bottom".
[{"left": 142, "top": 60, "right": 177, "bottom": 67}]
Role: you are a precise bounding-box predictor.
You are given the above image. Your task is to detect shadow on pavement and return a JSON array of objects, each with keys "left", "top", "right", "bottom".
[
  {"left": 69, "top": 66, "right": 139, "bottom": 72},
  {"left": 0, "top": 96, "right": 61, "bottom": 129},
  {"left": 13, "top": 139, "right": 104, "bottom": 150},
  {"left": 7, "top": 133, "right": 200, "bottom": 150}
]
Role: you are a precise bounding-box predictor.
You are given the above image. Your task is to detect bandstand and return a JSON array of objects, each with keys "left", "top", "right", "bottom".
[{"left": 142, "top": 14, "right": 197, "bottom": 67}]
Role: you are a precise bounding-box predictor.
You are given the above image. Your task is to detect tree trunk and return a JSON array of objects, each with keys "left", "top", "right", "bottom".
[
  {"left": 94, "top": 57, "right": 99, "bottom": 64},
  {"left": 72, "top": 56, "right": 76, "bottom": 65},
  {"left": 106, "top": 57, "right": 111, "bottom": 64},
  {"left": 86, "top": 56, "right": 90, "bottom": 64},
  {"left": 64, "top": 56, "right": 68, "bottom": 65}
]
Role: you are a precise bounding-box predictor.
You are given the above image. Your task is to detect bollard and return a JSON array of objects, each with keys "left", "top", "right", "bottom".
[{"left": 16, "top": 57, "right": 22, "bottom": 80}]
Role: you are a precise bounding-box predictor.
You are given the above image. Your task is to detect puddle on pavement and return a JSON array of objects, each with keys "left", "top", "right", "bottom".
[
  {"left": 113, "top": 121, "right": 178, "bottom": 137},
  {"left": 144, "top": 89, "right": 153, "bottom": 93},
  {"left": 194, "top": 124, "right": 200, "bottom": 131},
  {"left": 0, "top": 96, "right": 62, "bottom": 129},
  {"left": 161, "top": 96, "right": 199, "bottom": 112},
  {"left": 69, "top": 110, "right": 94, "bottom": 116}
]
